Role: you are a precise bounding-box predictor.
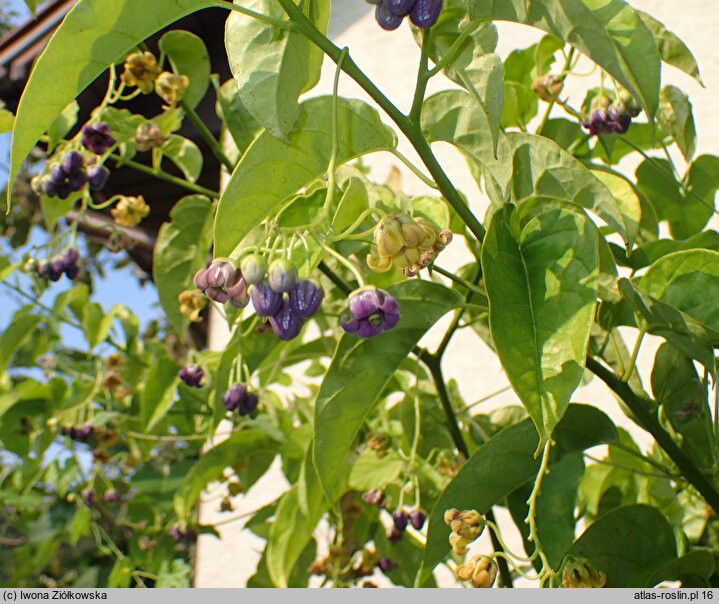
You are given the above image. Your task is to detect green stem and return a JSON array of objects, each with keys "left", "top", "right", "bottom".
[
  {"left": 390, "top": 149, "right": 437, "bottom": 189},
  {"left": 587, "top": 356, "right": 719, "bottom": 513},
  {"left": 537, "top": 47, "right": 574, "bottom": 135},
  {"left": 273, "top": 0, "right": 486, "bottom": 243},
  {"left": 427, "top": 27, "right": 474, "bottom": 77},
  {"left": 108, "top": 155, "right": 219, "bottom": 199},
  {"left": 180, "top": 100, "right": 235, "bottom": 173},
  {"left": 210, "top": 2, "right": 294, "bottom": 30},
  {"left": 432, "top": 264, "right": 484, "bottom": 295},
  {"left": 621, "top": 327, "right": 645, "bottom": 382},
  {"left": 409, "top": 30, "right": 432, "bottom": 123}
]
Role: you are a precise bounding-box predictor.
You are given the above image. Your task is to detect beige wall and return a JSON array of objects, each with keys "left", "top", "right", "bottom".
[{"left": 195, "top": 0, "right": 718, "bottom": 587}]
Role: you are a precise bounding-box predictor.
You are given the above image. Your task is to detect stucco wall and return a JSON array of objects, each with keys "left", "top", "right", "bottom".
[{"left": 195, "top": 0, "right": 718, "bottom": 587}]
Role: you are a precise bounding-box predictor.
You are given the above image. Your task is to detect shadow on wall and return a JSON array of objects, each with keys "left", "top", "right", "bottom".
[{"left": 329, "top": 0, "right": 372, "bottom": 38}]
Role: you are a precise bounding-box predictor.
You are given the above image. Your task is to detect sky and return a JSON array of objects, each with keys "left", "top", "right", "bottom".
[{"left": 0, "top": 0, "right": 160, "bottom": 346}]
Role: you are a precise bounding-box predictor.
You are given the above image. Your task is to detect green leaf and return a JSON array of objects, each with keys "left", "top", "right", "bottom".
[
  {"left": 332, "top": 177, "right": 369, "bottom": 233},
  {"left": 646, "top": 550, "right": 715, "bottom": 587},
  {"left": 267, "top": 454, "right": 326, "bottom": 587},
  {"left": 46, "top": 101, "right": 78, "bottom": 153},
  {"left": 651, "top": 343, "right": 715, "bottom": 471},
  {"left": 348, "top": 450, "right": 404, "bottom": 491},
  {"left": 107, "top": 558, "right": 134, "bottom": 588},
  {"left": 313, "top": 280, "right": 460, "bottom": 503},
  {"left": 225, "top": 0, "right": 329, "bottom": 137},
  {"left": 214, "top": 77, "right": 263, "bottom": 155},
  {"left": 620, "top": 231, "right": 719, "bottom": 271},
  {"left": 469, "top": 0, "right": 660, "bottom": 116},
  {"left": 153, "top": 196, "right": 214, "bottom": 334},
  {"left": 140, "top": 354, "right": 178, "bottom": 432},
  {"left": 214, "top": 96, "right": 397, "bottom": 257},
  {"left": 637, "top": 11, "right": 702, "bottom": 84},
  {"left": 40, "top": 196, "right": 76, "bottom": 231},
  {"left": 162, "top": 135, "right": 203, "bottom": 183},
  {"left": 8, "top": 0, "right": 217, "bottom": 209},
  {"left": 0, "top": 312, "right": 41, "bottom": 372},
  {"left": 155, "top": 559, "right": 192, "bottom": 588},
  {"left": 174, "top": 430, "right": 279, "bottom": 520},
  {"left": 508, "top": 132, "right": 640, "bottom": 247},
  {"left": 482, "top": 206, "right": 599, "bottom": 443},
  {"left": 418, "top": 404, "right": 616, "bottom": 583},
  {"left": 657, "top": 86, "right": 696, "bottom": 162},
  {"left": 422, "top": 90, "right": 511, "bottom": 204},
  {"left": 158, "top": 30, "right": 210, "bottom": 110},
  {"left": 564, "top": 504, "right": 676, "bottom": 587}
]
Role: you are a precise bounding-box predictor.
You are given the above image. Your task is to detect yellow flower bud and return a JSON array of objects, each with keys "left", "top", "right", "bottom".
[
  {"left": 456, "top": 555, "right": 498, "bottom": 588},
  {"left": 178, "top": 290, "right": 207, "bottom": 323},
  {"left": 155, "top": 72, "right": 190, "bottom": 107},
  {"left": 561, "top": 557, "right": 607, "bottom": 588},
  {"left": 531, "top": 74, "right": 564, "bottom": 102},
  {"left": 111, "top": 195, "right": 150, "bottom": 228},
  {"left": 121, "top": 51, "right": 161, "bottom": 94},
  {"left": 374, "top": 214, "right": 407, "bottom": 258}
]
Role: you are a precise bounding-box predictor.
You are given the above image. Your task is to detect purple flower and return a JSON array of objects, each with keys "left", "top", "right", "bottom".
[
  {"left": 82, "top": 489, "right": 95, "bottom": 507},
  {"left": 87, "top": 165, "right": 110, "bottom": 190},
  {"left": 268, "top": 299, "right": 304, "bottom": 341},
  {"left": 385, "top": 0, "right": 416, "bottom": 15},
  {"left": 240, "top": 392, "right": 259, "bottom": 417},
  {"left": 341, "top": 287, "right": 401, "bottom": 338},
  {"left": 194, "top": 261, "right": 244, "bottom": 305},
  {"left": 179, "top": 365, "right": 204, "bottom": 388},
  {"left": 387, "top": 526, "right": 403, "bottom": 543},
  {"left": 62, "top": 151, "right": 85, "bottom": 176},
  {"left": 222, "top": 383, "right": 247, "bottom": 412},
  {"left": 46, "top": 154, "right": 88, "bottom": 199},
  {"left": 375, "top": 2, "right": 403, "bottom": 29},
  {"left": 409, "top": 0, "right": 443, "bottom": 28},
  {"left": 289, "top": 280, "right": 324, "bottom": 318},
  {"left": 249, "top": 282, "right": 283, "bottom": 317},
  {"left": 607, "top": 105, "right": 632, "bottom": 134},
  {"left": 81, "top": 122, "right": 116, "bottom": 155},
  {"left": 409, "top": 509, "right": 426, "bottom": 530},
  {"left": 392, "top": 511, "right": 409, "bottom": 532},
  {"left": 378, "top": 558, "right": 398, "bottom": 573}
]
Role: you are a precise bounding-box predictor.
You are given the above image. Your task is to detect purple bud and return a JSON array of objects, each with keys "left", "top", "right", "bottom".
[
  {"left": 87, "top": 165, "right": 110, "bottom": 190},
  {"left": 81, "top": 122, "right": 116, "bottom": 155},
  {"left": 205, "top": 261, "right": 234, "bottom": 289},
  {"left": 168, "top": 525, "right": 196, "bottom": 542},
  {"left": 193, "top": 268, "right": 209, "bottom": 291},
  {"left": 408, "top": 509, "right": 426, "bottom": 530},
  {"left": 378, "top": 558, "right": 398, "bottom": 573},
  {"left": 104, "top": 490, "right": 120, "bottom": 503},
  {"left": 49, "top": 164, "right": 65, "bottom": 186},
  {"left": 48, "top": 258, "right": 65, "bottom": 282},
  {"left": 66, "top": 171, "right": 88, "bottom": 192},
  {"left": 408, "top": 0, "right": 443, "bottom": 28},
  {"left": 222, "top": 383, "right": 247, "bottom": 411},
  {"left": 386, "top": 0, "right": 416, "bottom": 14},
  {"left": 36, "top": 260, "right": 49, "bottom": 278},
  {"left": 179, "top": 364, "right": 204, "bottom": 388},
  {"left": 65, "top": 264, "right": 80, "bottom": 280},
  {"left": 268, "top": 299, "right": 304, "bottom": 341},
  {"left": 226, "top": 278, "right": 250, "bottom": 309},
  {"left": 82, "top": 489, "right": 95, "bottom": 507},
  {"left": 41, "top": 178, "right": 58, "bottom": 198},
  {"left": 387, "top": 527, "right": 403, "bottom": 543},
  {"left": 392, "top": 511, "right": 409, "bottom": 532},
  {"left": 362, "top": 489, "right": 386, "bottom": 507},
  {"left": 62, "top": 151, "right": 85, "bottom": 176},
  {"left": 249, "top": 282, "right": 283, "bottom": 317},
  {"left": 289, "top": 280, "right": 324, "bottom": 318},
  {"left": 239, "top": 392, "right": 259, "bottom": 417},
  {"left": 60, "top": 248, "right": 80, "bottom": 271},
  {"left": 267, "top": 259, "right": 298, "bottom": 294},
  {"left": 375, "top": 3, "right": 404, "bottom": 30}
]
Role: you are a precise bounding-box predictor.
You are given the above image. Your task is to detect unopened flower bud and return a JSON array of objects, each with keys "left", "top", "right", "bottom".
[
  {"left": 561, "top": 557, "right": 607, "bottom": 588},
  {"left": 178, "top": 364, "right": 204, "bottom": 388},
  {"left": 456, "top": 555, "right": 497, "bottom": 588},
  {"left": 240, "top": 254, "right": 267, "bottom": 285},
  {"left": 111, "top": 195, "right": 150, "bottom": 227},
  {"left": 135, "top": 122, "right": 169, "bottom": 152},
  {"left": 87, "top": 165, "right": 110, "bottom": 191},
  {"left": 531, "top": 74, "right": 564, "bottom": 102},
  {"left": 409, "top": 509, "right": 426, "bottom": 530},
  {"left": 267, "top": 259, "right": 298, "bottom": 294},
  {"left": 378, "top": 557, "right": 397, "bottom": 573},
  {"left": 289, "top": 280, "right": 324, "bottom": 318},
  {"left": 249, "top": 282, "right": 283, "bottom": 317},
  {"left": 361, "top": 489, "right": 385, "bottom": 507},
  {"left": 155, "top": 72, "right": 190, "bottom": 107},
  {"left": 104, "top": 490, "right": 120, "bottom": 503},
  {"left": 392, "top": 511, "right": 409, "bottom": 532},
  {"left": 121, "top": 51, "right": 161, "bottom": 94},
  {"left": 268, "top": 298, "right": 304, "bottom": 341},
  {"left": 178, "top": 290, "right": 207, "bottom": 322}
]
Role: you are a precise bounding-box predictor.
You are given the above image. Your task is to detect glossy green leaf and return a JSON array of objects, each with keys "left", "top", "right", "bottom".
[
  {"left": 348, "top": 450, "right": 404, "bottom": 491},
  {"left": 158, "top": 30, "right": 210, "bottom": 110},
  {"left": 162, "top": 135, "right": 203, "bottom": 183},
  {"left": 214, "top": 77, "right": 263, "bottom": 155},
  {"left": 153, "top": 196, "right": 214, "bottom": 334},
  {"left": 214, "top": 96, "right": 397, "bottom": 257},
  {"left": 620, "top": 231, "right": 719, "bottom": 271},
  {"left": 422, "top": 90, "right": 511, "bottom": 204},
  {"left": 565, "top": 504, "right": 676, "bottom": 587},
  {"left": 418, "top": 404, "right": 616, "bottom": 583},
  {"left": 46, "top": 101, "right": 78, "bottom": 153},
  {"left": 469, "top": 0, "right": 660, "bottom": 115},
  {"left": 508, "top": 132, "right": 640, "bottom": 247},
  {"left": 637, "top": 11, "right": 702, "bottom": 84},
  {"left": 140, "top": 354, "right": 178, "bottom": 432},
  {"left": 174, "top": 430, "right": 279, "bottom": 520},
  {"left": 0, "top": 312, "right": 41, "bottom": 372},
  {"left": 482, "top": 206, "right": 599, "bottom": 443},
  {"left": 657, "top": 86, "right": 696, "bottom": 162},
  {"left": 225, "top": 0, "right": 329, "bottom": 137},
  {"left": 651, "top": 343, "right": 715, "bottom": 471},
  {"left": 314, "top": 280, "right": 460, "bottom": 502},
  {"left": 332, "top": 177, "right": 369, "bottom": 233},
  {"left": 7, "top": 0, "right": 217, "bottom": 209},
  {"left": 40, "top": 196, "right": 76, "bottom": 231},
  {"left": 646, "top": 550, "right": 715, "bottom": 587}
]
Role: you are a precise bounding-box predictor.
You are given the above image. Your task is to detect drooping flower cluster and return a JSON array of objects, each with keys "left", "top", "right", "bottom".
[
  {"left": 341, "top": 287, "right": 400, "bottom": 339},
  {"left": 368, "top": 213, "right": 452, "bottom": 277},
  {"left": 369, "top": 0, "right": 443, "bottom": 30},
  {"left": 582, "top": 93, "right": 640, "bottom": 136},
  {"left": 222, "top": 383, "right": 259, "bottom": 418},
  {"left": 387, "top": 508, "right": 426, "bottom": 542},
  {"left": 36, "top": 248, "right": 81, "bottom": 282},
  {"left": 36, "top": 151, "right": 109, "bottom": 199},
  {"left": 444, "top": 508, "right": 485, "bottom": 555},
  {"left": 178, "top": 364, "right": 204, "bottom": 388},
  {"left": 111, "top": 195, "right": 150, "bottom": 228},
  {"left": 243, "top": 256, "right": 324, "bottom": 341},
  {"left": 194, "top": 260, "right": 248, "bottom": 308}
]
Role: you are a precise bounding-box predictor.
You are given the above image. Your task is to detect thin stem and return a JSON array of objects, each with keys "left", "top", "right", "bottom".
[
  {"left": 462, "top": 385, "right": 513, "bottom": 413},
  {"left": 312, "top": 235, "right": 364, "bottom": 287},
  {"left": 210, "top": 2, "right": 294, "bottom": 30},
  {"left": 525, "top": 440, "right": 553, "bottom": 579},
  {"left": 390, "top": 149, "right": 437, "bottom": 189},
  {"left": 409, "top": 29, "right": 432, "bottom": 123},
  {"left": 537, "top": 48, "right": 574, "bottom": 135},
  {"left": 427, "top": 27, "right": 474, "bottom": 77},
  {"left": 318, "top": 261, "right": 351, "bottom": 295},
  {"left": 583, "top": 453, "right": 682, "bottom": 481},
  {"left": 587, "top": 356, "right": 719, "bottom": 513},
  {"left": 180, "top": 100, "right": 235, "bottom": 173},
  {"left": 432, "top": 264, "right": 484, "bottom": 295},
  {"left": 621, "top": 328, "right": 646, "bottom": 382},
  {"left": 108, "top": 155, "right": 219, "bottom": 199},
  {"left": 610, "top": 440, "right": 679, "bottom": 477}
]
